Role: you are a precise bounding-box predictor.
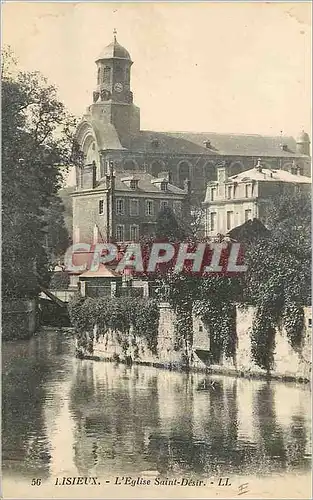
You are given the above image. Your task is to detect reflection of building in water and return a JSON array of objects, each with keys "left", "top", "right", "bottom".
[
  {"left": 68, "top": 362, "right": 311, "bottom": 477},
  {"left": 2, "top": 333, "right": 70, "bottom": 479},
  {"left": 268, "top": 384, "right": 312, "bottom": 469},
  {"left": 69, "top": 362, "right": 160, "bottom": 475},
  {"left": 236, "top": 379, "right": 257, "bottom": 443},
  {"left": 45, "top": 378, "right": 77, "bottom": 476}
]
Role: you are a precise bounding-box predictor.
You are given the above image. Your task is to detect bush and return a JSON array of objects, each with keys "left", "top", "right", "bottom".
[
  {"left": 68, "top": 295, "right": 160, "bottom": 355},
  {"left": 49, "top": 271, "right": 70, "bottom": 290}
]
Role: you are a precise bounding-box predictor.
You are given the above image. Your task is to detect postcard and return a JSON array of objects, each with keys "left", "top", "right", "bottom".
[{"left": 2, "top": 2, "right": 312, "bottom": 499}]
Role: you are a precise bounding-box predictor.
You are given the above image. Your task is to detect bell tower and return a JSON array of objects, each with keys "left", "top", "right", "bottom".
[
  {"left": 90, "top": 30, "right": 140, "bottom": 148},
  {"left": 94, "top": 29, "right": 134, "bottom": 105}
]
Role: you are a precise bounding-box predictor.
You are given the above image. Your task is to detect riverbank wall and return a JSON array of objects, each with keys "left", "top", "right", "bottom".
[
  {"left": 3, "top": 299, "right": 37, "bottom": 340},
  {"left": 76, "top": 303, "right": 312, "bottom": 383}
]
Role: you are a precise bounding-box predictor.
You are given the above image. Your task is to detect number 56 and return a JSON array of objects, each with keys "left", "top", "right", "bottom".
[{"left": 31, "top": 478, "right": 42, "bottom": 486}]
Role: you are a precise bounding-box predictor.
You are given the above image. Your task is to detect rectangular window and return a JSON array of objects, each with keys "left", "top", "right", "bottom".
[
  {"left": 308, "top": 318, "right": 312, "bottom": 327},
  {"left": 116, "top": 225, "right": 124, "bottom": 242},
  {"left": 99, "top": 199, "right": 104, "bottom": 215},
  {"left": 173, "top": 201, "right": 182, "bottom": 214},
  {"left": 210, "top": 212, "right": 217, "bottom": 232},
  {"left": 199, "top": 324, "right": 203, "bottom": 333},
  {"left": 245, "top": 184, "right": 251, "bottom": 198},
  {"left": 145, "top": 200, "right": 154, "bottom": 216},
  {"left": 130, "top": 180, "right": 138, "bottom": 189},
  {"left": 160, "top": 200, "right": 168, "bottom": 211},
  {"left": 226, "top": 211, "right": 234, "bottom": 231},
  {"left": 227, "top": 185, "right": 232, "bottom": 199},
  {"left": 116, "top": 198, "right": 125, "bottom": 215},
  {"left": 211, "top": 188, "right": 216, "bottom": 201},
  {"left": 244, "top": 209, "right": 252, "bottom": 222},
  {"left": 130, "top": 225, "right": 139, "bottom": 242},
  {"left": 130, "top": 198, "right": 139, "bottom": 216}
]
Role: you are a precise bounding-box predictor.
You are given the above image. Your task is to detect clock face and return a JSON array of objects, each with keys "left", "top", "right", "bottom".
[{"left": 114, "top": 82, "right": 123, "bottom": 93}]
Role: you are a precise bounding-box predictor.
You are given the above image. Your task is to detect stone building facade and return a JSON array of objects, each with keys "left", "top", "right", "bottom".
[
  {"left": 73, "top": 32, "right": 311, "bottom": 240},
  {"left": 203, "top": 160, "right": 311, "bottom": 236},
  {"left": 73, "top": 162, "right": 189, "bottom": 243}
]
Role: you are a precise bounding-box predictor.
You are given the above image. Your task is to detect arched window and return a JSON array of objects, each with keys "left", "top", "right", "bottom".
[
  {"left": 151, "top": 160, "right": 165, "bottom": 177},
  {"left": 203, "top": 162, "right": 217, "bottom": 183},
  {"left": 103, "top": 66, "right": 111, "bottom": 83},
  {"left": 115, "top": 65, "right": 123, "bottom": 82},
  {"left": 97, "top": 68, "right": 101, "bottom": 85},
  {"left": 229, "top": 161, "right": 244, "bottom": 176},
  {"left": 177, "top": 161, "right": 191, "bottom": 188},
  {"left": 123, "top": 159, "right": 137, "bottom": 171}
]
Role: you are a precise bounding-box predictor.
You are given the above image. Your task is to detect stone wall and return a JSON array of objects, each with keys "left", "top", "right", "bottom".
[
  {"left": 78, "top": 303, "right": 312, "bottom": 382},
  {"left": 221, "top": 306, "right": 312, "bottom": 381},
  {"left": 3, "top": 299, "right": 37, "bottom": 340}
]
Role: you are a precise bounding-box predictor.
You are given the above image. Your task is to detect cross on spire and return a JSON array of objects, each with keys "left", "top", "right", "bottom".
[{"left": 113, "top": 28, "right": 117, "bottom": 42}]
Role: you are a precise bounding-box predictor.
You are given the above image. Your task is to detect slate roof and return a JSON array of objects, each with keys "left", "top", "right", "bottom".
[
  {"left": 227, "top": 219, "right": 270, "bottom": 241},
  {"left": 96, "top": 38, "right": 132, "bottom": 62},
  {"left": 129, "top": 130, "right": 307, "bottom": 158},
  {"left": 230, "top": 168, "right": 312, "bottom": 183},
  {"left": 80, "top": 264, "right": 121, "bottom": 279},
  {"left": 97, "top": 171, "right": 186, "bottom": 195}
]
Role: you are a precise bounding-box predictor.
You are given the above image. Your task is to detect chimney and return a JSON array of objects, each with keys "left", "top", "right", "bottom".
[
  {"left": 184, "top": 178, "right": 191, "bottom": 195},
  {"left": 217, "top": 161, "right": 228, "bottom": 184},
  {"left": 255, "top": 158, "right": 262, "bottom": 172},
  {"left": 158, "top": 171, "right": 172, "bottom": 183},
  {"left": 107, "top": 161, "right": 116, "bottom": 242},
  {"left": 92, "top": 161, "right": 97, "bottom": 188}
]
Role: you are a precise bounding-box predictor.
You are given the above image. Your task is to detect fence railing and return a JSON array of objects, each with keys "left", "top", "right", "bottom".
[
  {"left": 40, "top": 281, "right": 160, "bottom": 301},
  {"left": 40, "top": 289, "right": 76, "bottom": 303}
]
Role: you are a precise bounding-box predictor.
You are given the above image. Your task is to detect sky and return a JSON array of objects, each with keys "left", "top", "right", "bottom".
[{"left": 2, "top": 2, "right": 312, "bottom": 139}]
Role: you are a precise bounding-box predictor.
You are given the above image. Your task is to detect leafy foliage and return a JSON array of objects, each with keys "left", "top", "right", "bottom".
[
  {"left": 49, "top": 271, "right": 70, "bottom": 290},
  {"left": 251, "top": 306, "right": 276, "bottom": 371},
  {"left": 156, "top": 206, "right": 187, "bottom": 241},
  {"left": 68, "top": 296, "right": 160, "bottom": 355},
  {"left": 2, "top": 47, "right": 76, "bottom": 299},
  {"left": 243, "top": 189, "right": 311, "bottom": 365}
]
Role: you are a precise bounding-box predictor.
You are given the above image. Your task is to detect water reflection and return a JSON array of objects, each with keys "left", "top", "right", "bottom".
[{"left": 2, "top": 331, "right": 311, "bottom": 481}]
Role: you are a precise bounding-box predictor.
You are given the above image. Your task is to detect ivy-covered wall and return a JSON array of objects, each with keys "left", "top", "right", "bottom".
[{"left": 70, "top": 297, "right": 311, "bottom": 382}]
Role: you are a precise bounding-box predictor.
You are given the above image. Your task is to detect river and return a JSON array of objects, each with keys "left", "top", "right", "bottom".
[{"left": 2, "top": 329, "right": 312, "bottom": 498}]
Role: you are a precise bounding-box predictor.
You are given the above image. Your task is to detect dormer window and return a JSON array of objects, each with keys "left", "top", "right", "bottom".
[
  {"left": 121, "top": 176, "right": 140, "bottom": 189},
  {"left": 280, "top": 144, "right": 288, "bottom": 151},
  {"left": 203, "top": 139, "right": 211, "bottom": 149},
  {"left": 151, "top": 178, "right": 168, "bottom": 191}
]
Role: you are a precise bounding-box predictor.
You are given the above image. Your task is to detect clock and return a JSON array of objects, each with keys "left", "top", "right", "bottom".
[{"left": 114, "top": 82, "right": 123, "bottom": 93}]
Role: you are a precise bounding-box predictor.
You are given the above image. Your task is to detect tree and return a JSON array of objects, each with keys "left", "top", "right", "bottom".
[
  {"left": 242, "top": 189, "right": 311, "bottom": 369},
  {"left": 42, "top": 194, "right": 70, "bottom": 265},
  {"left": 2, "top": 47, "right": 76, "bottom": 299},
  {"left": 58, "top": 186, "right": 75, "bottom": 243},
  {"left": 155, "top": 206, "right": 187, "bottom": 241}
]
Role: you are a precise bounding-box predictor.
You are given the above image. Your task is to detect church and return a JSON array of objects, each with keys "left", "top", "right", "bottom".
[{"left": 73, "top": 32, "right": 311, "bottom": 243}]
